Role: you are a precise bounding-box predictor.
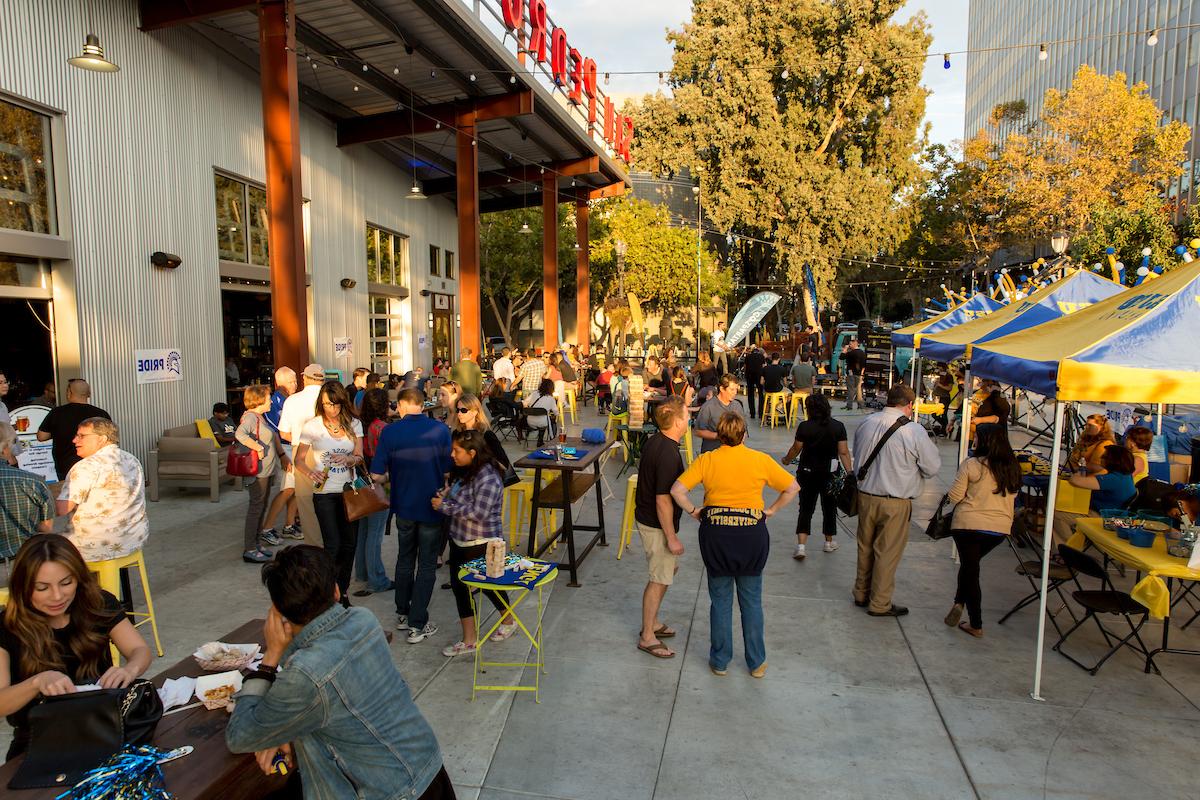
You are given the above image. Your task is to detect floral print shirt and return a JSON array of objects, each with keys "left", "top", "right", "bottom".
[{"left": 63, "top": 444, "right": 149, "bottom": 561}]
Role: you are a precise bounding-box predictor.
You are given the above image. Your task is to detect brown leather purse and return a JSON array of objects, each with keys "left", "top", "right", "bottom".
[{"left": 343, "top": 467, "right": 389, "bottom": 521}]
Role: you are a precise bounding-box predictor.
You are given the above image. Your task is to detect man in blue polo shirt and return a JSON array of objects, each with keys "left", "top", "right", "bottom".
[{"left": 371, "top": 387, "right": 452, "bottom": 645}]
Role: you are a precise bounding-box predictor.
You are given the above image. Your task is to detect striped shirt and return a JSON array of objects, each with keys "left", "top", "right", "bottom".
[
  {"left": 438, "top": 465, "right": 504, "bottom": 545},
  {"left": 0, "top": 463, "right": 53, "bottom": 558}
]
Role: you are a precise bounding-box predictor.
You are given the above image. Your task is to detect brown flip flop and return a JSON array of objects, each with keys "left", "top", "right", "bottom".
[
  {"left": 957, "top": 622, "right": 984, "bottom": 639},
  {"left": 637, "top": 641, "right": 675, "bottom": 659},
  {"left": 654, "top": 624, "right": 677, "bottom": 639}
]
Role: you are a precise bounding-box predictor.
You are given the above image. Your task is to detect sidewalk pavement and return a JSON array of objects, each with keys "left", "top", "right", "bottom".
[{"left": 6, "top": 405, "right": 1198, "bottom": 799}]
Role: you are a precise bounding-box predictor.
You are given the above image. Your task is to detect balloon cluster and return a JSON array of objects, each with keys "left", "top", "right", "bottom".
[{"left": 1091, "top": 244, "right": 1175, "bottom": 286}]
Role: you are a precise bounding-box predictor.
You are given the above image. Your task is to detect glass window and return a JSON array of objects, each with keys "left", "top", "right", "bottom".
[
  {"left": 367, "top": 224, "right": 409, "bottom": 286},
  {"left": 247, "top": 185, "right": 269, "bottom": 266},
  {"left": 445, "top": 250, "right": 455, "bottom": 280},
  {"left": 429, "top": 244, "right": 440, "bottom": 277},
  {"left": 368, "top": 294, "right": 406, "bottom": 374},
  {"left": 215, "top": 174, "right": 247, "bottom": 263},
  {"left": 0, "top": 98, "right": 55, "bottom": 234},
  {"left": 0, "top": 254, "right": 50, "bottom": 288},
  {"left": 366, "top": 227, "right": 379, "bottom": 283}
]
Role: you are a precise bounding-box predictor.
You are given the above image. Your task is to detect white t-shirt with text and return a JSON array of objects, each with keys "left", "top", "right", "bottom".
[{"left": 298, "top": 417, "right": 364, "bottom": 493}]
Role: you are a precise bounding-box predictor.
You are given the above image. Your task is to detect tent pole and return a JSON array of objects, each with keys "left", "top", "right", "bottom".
[
  {"left": 957, "top": 363, "right": 973, "bottom": 465},
  {"left": 1156, "top": 403, "right": 1164, "bottom": 435},
  {"left": 912, "top": 359, "right": 923, "bottom": 420},
  {"left": 1031, "top": 399, "right": 1067, "bottom": 702},
  {"left": 888, "top": 348, "right": 894, "bottom": 389}
]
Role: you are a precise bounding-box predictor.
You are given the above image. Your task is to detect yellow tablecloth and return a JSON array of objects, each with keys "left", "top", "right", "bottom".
[
  {"left": 1071, "top": 517, "right": 1200, "bottom": 618},
  {"left": 917, "top": 402, "right": 944, "bottom": 415}
]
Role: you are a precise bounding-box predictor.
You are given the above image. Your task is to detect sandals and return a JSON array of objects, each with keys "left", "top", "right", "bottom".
[
  {"left": 957, "top": 622, "right": 984, "bottom": 639},
  {"left": 637, "top": 641, "right": 675, "bottom": 659},
  {"left": 654, "top": 624, "right": 676, "bottom": 639}
]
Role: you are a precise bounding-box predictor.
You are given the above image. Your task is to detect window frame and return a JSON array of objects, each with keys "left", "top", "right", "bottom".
[
  {"left": 444, "top": 250, "right": 455, "bottom": 280},
  {"left": 429, "top": 244, "right": 441, "bottom": 277}
]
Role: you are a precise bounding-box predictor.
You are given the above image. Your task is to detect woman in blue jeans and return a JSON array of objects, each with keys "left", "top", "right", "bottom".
[
  {"left": 671, "top": 412, "right": 799, "bottom": 677},
  {"left": 352, "top": 389, "right": 394, "bottom": 596},
  {"left": 295, "top": 381, "right": 364, "bottom": 602}
]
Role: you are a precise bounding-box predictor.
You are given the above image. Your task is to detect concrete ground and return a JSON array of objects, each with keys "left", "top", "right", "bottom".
[{"left": 6, "top": 403, "right": 1199, "bottom": 799}]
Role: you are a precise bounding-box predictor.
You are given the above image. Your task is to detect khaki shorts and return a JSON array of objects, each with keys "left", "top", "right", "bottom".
[{"left": 637, "top": 522, "right": 678, "bottom": 586}]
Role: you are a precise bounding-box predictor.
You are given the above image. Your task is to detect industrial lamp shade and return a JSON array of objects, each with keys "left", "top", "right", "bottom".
[
  {"left": 1050, "top": 230, "right": 1070, "bottom": 255},
  {"left": 519, "top": 222, "right": 533, "bottom": 234},
  {"left": 405, "top": 183, "right": 426, "bottom": 200},
  {"left": 68, "top": 33, "right": 120, "bottom": 72},
  {"left": 614, "top": 239, "right": 627, "bottom": 257}
]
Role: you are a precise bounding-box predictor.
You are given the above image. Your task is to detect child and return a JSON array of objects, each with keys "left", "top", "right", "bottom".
[
  {"left": 596, "top": 363, "right": 614, "bottom": 413},
  {"left": 209, "top": 402, "right": 236, "bottom": 446}
]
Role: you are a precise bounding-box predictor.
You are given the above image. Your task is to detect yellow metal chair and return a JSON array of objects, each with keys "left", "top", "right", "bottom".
[
  {"left": 761, "top": 391, "right": 789, "bottom": 428},
  {"left": 787, "top": 391, "right": 809, "bottom": 428},
  {"left": 88, "top": 550, "right": 164, "bottom": 663},
  {"left": 682, "top": 426, "right": 695, "bottom": 466},
  {"left": 0, "top": 587, "right": 8, "bottom": 607},
  {"left": 506, "top": 472, "right": 559, "bottom": 554},
  {"left": 605, "top": 411, "right": 629, "bottom": 443},
  {"left": 561, "top": 387, "right": 578, "bottom": 425},
  {"left": 617, "top": 474, "right": 639, "bottom": 559}
]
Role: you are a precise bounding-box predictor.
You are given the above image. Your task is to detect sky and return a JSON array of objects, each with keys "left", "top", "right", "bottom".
[{"left": 546, "top": 0, "right": 969, "bottom": 147}]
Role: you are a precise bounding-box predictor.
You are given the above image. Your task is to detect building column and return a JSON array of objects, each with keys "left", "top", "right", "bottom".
[
  {"left": 575, "top": 198, "right": 590, "bottom": 350},
  {"left": 542, "top": 175, "right": 558, "bottom": 352},
  {"left": 258, "top": 0, "right": 309, "bottom": 372},
  {"left": 456, "top": 111, "right": 481, "bottom": 359}
]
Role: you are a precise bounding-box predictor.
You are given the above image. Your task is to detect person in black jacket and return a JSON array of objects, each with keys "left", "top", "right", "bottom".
[{"left": 743, "top": 346, "right": 767, "bottom": 418}]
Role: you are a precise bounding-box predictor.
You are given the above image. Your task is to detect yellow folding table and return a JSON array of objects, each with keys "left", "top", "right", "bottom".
[{"left": 459, "top": 559, "right": 558, "bottom": 703}]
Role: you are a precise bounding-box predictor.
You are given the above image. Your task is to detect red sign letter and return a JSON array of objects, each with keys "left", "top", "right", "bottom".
[
  {"left": 501, "top": 0, "right": 522, "bottom": 30},
  {"left": 583, "top": 58, "right": 597, "bottom": 123},
  {"left": 603, "top": 96, "right": 615, "bottom": 142},
  {"left": 529, "top": 0, "right": 547, "bottom": 62},
  {"left": 621, "top": 116, "right": 634, "bottom": 162},
  {"left": 568, "top": 48, "right": 583, "bottom": 103},
  {"left": 551, "top": 27, "right": 569, "bottom": 85}
]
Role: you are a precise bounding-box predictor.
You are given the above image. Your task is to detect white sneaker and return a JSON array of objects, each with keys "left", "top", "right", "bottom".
[
  {"left": 407, "top": 622, "right": 438, "bottom": 644},
  {"left": 395, "top": 615, "right": 410, "bottom": 631},
  {"left": 442, "top": 641, "right": 477, "bottom": 658},
  {"left": 823, "top": 540, "right": 839, "bottom": 553},
  {"left": 490, "top": 622, "right": 519, "bottom": 642},
  {"left": 793, "top": 544, "right": 806, "bottom": 560}
]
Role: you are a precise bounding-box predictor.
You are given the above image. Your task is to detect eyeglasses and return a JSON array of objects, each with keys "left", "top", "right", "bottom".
[
  {"left": 322, "top": 401, "right": 342, "bottom": 407},
  {"left": 455, "top": 407, "right": 470, "bottom": 414}
]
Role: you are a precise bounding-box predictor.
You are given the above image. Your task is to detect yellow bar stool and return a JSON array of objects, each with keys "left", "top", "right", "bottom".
[
  {"left": 562, "top": 387, "right": 578, "bottom": 425},
  {"left": 605, "top": 411, "right": 629, "bottom": 442},
  {"left": 88, "top": 550, "right": 164, "bottom": 662},
  {"left": 0, "top": 587, "right": 8, "bottom": 607},
  {"left": 761, "top": 392, "right": 789, "bottom": 428},
  {"left": 787, "top": 392, "right": 808, "bottom": 428},
  {"left": 617, "top": 474, "right": 639, "bottom": 559},
  {"left": 504, "top": 481, "right": 534, "bottom": 550}
]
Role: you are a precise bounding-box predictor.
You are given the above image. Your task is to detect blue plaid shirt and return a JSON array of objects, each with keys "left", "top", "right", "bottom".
[
  {"left": 438, "top": 465, "right": 504, "bottom": 545},
  {"left": 0, "top": 462, "right": 53, "bottom": 558}
]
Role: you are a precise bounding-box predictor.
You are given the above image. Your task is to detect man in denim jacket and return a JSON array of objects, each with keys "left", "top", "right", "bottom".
[{"left": 226, "top": 546, "right": 455, "bottom": 799}]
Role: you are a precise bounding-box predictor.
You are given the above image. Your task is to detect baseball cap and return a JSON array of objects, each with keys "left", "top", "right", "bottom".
[{"left": 303, "top": 363, "right": 325, "bottom": 379}]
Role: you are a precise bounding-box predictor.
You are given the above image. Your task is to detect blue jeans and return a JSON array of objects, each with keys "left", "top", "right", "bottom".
[
  {"left": 354, "top": 509, "right": 391, "bottom": 591},
  {"left": 393, "top": 518, "right": 442, "bottom": 628},
  {"left": 707, "top": 574, "right": 765, "bottom": 671}
]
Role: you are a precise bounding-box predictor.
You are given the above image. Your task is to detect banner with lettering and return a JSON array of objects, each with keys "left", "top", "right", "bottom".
[{"left": 724, "top": 291, "right": 781, "bottom": 348}]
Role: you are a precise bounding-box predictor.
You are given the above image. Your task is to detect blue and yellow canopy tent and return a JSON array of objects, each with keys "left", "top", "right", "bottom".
[
  {"left": 969, "top": 261, "right": 1200, "bottom": 700},
  {"left": 892, "top": 293, "right": 1005, "bottom": 400}
]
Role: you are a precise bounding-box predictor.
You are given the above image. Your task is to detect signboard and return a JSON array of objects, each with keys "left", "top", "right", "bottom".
[
  {"left": 418, "top": 335, "right": 429, "bottom": 350},
  {"left": 434, "top": 294, "right": 450, "bottom": 310},
  {"left": 333, "top": 337, "right": 354, "bottom": 360},
  {"left": 135, "top": 348, "right": 182, "bottom": 384},
  {"left": 725, "top": 291, "right": 782, "bottom": 348},
  {"left": 11, "top": 404, "right": 57, "bottom": 482}
]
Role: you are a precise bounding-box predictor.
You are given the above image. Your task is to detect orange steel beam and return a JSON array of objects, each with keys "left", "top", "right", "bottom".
[
  {"left": 258, "top": 0, "right": 309, "bottom": 373},
  {"left": 457, "top": 110, "right": 482, "bottom": 361},
  {"left": 585, "top": 182, "right": 626, "bottom": 201},
  {"left": 542, "top": 175, "right": 559, "bottom": 352},
  {"left": 576, "top": 198, "right": 590, "bottom": 350},
  {"left": 337, "top": 91, "right": 533, "bottom": 148},
  {"left": 138, "top": 0, "right": 254, "bottom": 30}
]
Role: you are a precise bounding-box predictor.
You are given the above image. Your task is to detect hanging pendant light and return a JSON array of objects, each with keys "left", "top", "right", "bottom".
[
  {"left": 404, "top": 54, "right": 425, "bottom": 201},
  {"left": 68, "top": 1, "right": 119, "bottom": 73},
  {"left": 520, "top": 221, "right": 533, "bottom": 234}
]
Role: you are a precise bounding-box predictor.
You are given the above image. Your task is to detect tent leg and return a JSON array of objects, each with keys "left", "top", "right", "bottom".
[
  {"left": 957, "top": 364, "right": 973, "bottom": 465},
  {"left": 888, "top": 348, "right": 894, "bottom": 389},
  {"left": 1156, "top": 403, "right": 1164, "bottom": 436},
  {"left": 910, "top": 354, "right": 920, "bottom": 421},
  {"left": 1031, "top": 400, "right": 1067, "bottom": 702}
]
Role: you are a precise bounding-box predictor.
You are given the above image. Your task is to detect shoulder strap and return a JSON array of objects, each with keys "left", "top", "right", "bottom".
[{"left": 857, "top": 417, "right": 910, "bottom": 481}]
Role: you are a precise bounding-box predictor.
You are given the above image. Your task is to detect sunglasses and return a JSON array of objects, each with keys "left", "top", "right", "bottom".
[{"left": 455, "top": 407, "right": 471, "bottom": 414}]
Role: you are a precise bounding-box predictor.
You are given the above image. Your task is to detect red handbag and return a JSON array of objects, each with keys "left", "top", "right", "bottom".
[{"left": 226, "top": 414, "right": 262, "bottom": 477}]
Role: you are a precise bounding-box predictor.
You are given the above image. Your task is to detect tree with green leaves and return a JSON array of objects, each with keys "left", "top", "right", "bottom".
[{"left": 627, "top": 0, "right": 931, "bottom": 320}]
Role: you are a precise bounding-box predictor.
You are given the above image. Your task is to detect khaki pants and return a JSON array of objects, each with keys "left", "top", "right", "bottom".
[
  {"left": 854, "top": 493, "right": 912, "bottom": 613},
  {"left": 291, "top": 452, "right": 323, "bottom": 549},
  {"left": 1051, "top": 510, "right": 1088, "bottom": 551}
]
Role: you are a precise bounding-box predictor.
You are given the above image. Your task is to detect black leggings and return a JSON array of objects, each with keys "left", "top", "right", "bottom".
[
  {"left": 951, "top": 530, "right": 1006, "bottom": 629},
  {"left": 795, "top": 469, "right": 837, "bottom": 538},
  {"left": 312, "top": 493, "right": 361, "bottom": 597},
  {"left": 449, "top": 542, "right": 508, "bottom": 620}
]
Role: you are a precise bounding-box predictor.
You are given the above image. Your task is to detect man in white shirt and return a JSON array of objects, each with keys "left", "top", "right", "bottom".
[
  {"left": 57, "top": 418, "right": 148, "bottom": 561},
  {"left": 278, "top": 363, "right": 326, "bottom": 546},
  {"left": 710, "top": 321, "right": 729, "bottom": 375},
  {"left": 492, "top": 347, "right": 515, "bottom": 386},
  {"left": 851, "top": 384, "right": 941, "bottom": 617}
]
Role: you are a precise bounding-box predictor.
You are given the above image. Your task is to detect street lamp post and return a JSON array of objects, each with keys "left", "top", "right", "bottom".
[
  {"left": 1050, "top": 230, "right": 1070, "bottom": 256},
  {"left": 692, "top": 181, "right": 701, "bottom": 359},
  {"left": 615, "top": 239, "right": 627, "bottom": 355}
]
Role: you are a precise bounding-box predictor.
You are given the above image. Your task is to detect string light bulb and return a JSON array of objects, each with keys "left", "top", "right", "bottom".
[
  {"left": 362, "top": 64, "right": 368, "bottom": 72},
  {"left": 942, "top": 53, "right": 951, "bottom": 70},
  {"left": 604, "top": 72, "right": 610, "bottom": 85},
  {"left": 780, "top": 68, "right": 789, "bottom": 79},
  {"left": 393, "top": 66, "right": 399, "bottom": 75},
  {"left": 658, "top": 72, "right": 664, "bottom": 85},
  {"left": 1147, "top": 29, "right": 1159, "bottom": 46},
  {"left": 1038, "top": 44, "right": 1048, "bottom": 61},
  {"left": 510, "top": 74, "right": 517, "bottom": 84},
  {"left": 856, "top": 64, "right": 865, "bottom": 75},
  {"left": 469, "top": 73, "right": 476, "bottom": 81},
  {"left": 353, "top": 84, "right": 360, "bottom": 91}
]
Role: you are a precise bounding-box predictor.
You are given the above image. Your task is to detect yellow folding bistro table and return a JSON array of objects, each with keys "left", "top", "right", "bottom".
[{"left": 459, "top": 557, "right": 559, "bottom": 703}]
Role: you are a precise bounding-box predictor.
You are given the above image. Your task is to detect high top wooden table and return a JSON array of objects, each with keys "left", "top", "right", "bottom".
[{"left": 513, "top": 439, "right": 613, "bottom": 587}]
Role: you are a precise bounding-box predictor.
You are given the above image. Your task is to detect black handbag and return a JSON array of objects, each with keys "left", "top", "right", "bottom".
[
  {"left": 925, "top": 493, "right": 957, "bottom": 540},
  {"left": 9, "top": 679, "right": 163, "bottom": 789},
  {"left": 837, "top": 417, "right": 910, "bottom": 517}
]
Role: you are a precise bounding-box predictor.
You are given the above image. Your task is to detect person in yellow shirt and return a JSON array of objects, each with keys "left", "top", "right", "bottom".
[{"left": 670, "top": 412, "right": 798, "bottom": 678}]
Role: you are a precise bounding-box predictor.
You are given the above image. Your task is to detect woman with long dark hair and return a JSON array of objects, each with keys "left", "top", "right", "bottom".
[
  {"left": 781, "top": 392, "right": 852, "bottom": 559},
  {"left": 352, "top": 388, "right": 393, "bottom": 596},
  {"left": 944, "top": 426, "right": 1022, "bottom": 638},
  {"left": 0, "top": 535, "right": 152, "bottom": 758},
  {"left": 294, "top": 381, "right": 364, "bottom": 600},
  {"left": 433, "top": 429, "right": 514, "bottom": 657}
]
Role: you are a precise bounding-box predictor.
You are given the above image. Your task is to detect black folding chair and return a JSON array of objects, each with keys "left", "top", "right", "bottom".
[
  {"left": 487, "top": 398, "right": 520, "bottom": 441},
  {"left": 521, "top": 407, "right": 557, "bottom": 447},
  {"left": 997, "top": 534, "right": 1079, "bottom": 637},
  {"left": 1051, "top": 544, "right": 1154, "bottom": 675}
]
